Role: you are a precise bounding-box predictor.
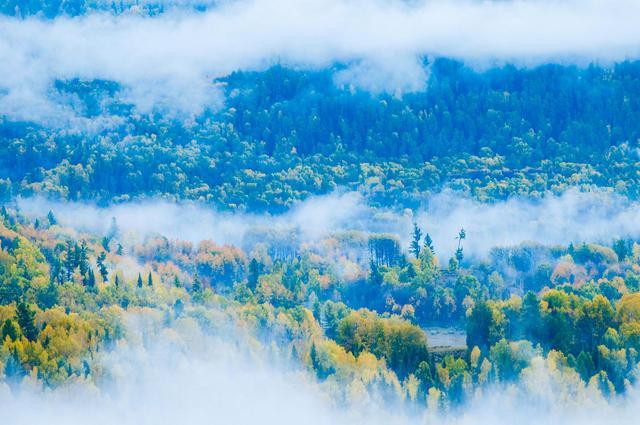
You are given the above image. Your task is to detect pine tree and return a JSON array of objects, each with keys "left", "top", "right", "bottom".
[
  {"left": 78, "top": 240, "right": 89, "bottom": 276},
  {"left": 84, "top": 268, "right": 96, "bottom": 288},
  {"left": 455, "top": 247, "right": 464, "bottom": 263},
  {"left": 64, "top": 240, "right": 75, "bottom": 281},
  {"left": 137, "top": 273, "right": 143, "bottom": 288},
  {"left": 248, "top": 258, "right": 262, "bottom": 289},
  {"left": 16, "top": 301, "right": 38, "bottom": 341},
  {"left": 1, "top": 319, "right": 19, "bottom": 341},
  {"left": 147, "top": 272, "right": 153, "bottom": 287},
  {"left": 47, "top": 210, "right": 57, "bottom": 226},
  {"left": 423, "top": 233, "right": 434, "bottom": 254},
  {"left": 410, "top": 222, "right": 422, "bottom": 259},
  {"left": 96, "top": 252, "right": 108, "bottom": 282},
  {"left": 101, "top": 236, "right": 111, "bottom": 252}
]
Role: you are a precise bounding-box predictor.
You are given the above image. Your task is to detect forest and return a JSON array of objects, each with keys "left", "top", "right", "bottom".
[
  {"left": 2, "top": 60, "right": 640, "bottom": 212},
  {"left": 2, "top": 0, "right": 640, "bottom": 422},
  {"left": 2, "top": 200, "right": 640, "bottom": 407}
]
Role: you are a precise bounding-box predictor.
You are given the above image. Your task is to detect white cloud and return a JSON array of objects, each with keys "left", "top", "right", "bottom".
[
  {"left": 17, "top": 188, "right": 640, "bottom": 260},
  {"left": 2, "top": 310, "right": 640, "bottom": 425},
  {"left": 1, "top": 0, "right": 640, "bottom": 124}
]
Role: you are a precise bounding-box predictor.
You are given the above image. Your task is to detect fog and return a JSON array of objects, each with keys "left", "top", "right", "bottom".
[
  {"left": 16, "top": 188, "right": 640, "bottom": 259},
  {"left": 2, "top": 309, "right": 640, "bottom": 425},
  {"left": 2, "top": 0, "right": 640, "bottom": 123}
]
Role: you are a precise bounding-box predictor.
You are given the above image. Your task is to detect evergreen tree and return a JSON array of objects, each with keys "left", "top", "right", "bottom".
[
  {"left": 16, "top": 301, "right": 38, "bottom": 341},
  {"left": 455, "top": 247, "right": 464, "bottom": 263},
  {"left": 410, "top": 222, "right": 422, "bottom": 259},
  {"left": 147, "top": 271, "right": 153, "bottom": 287},
  {"left": 1, "top": 319, "right": 19, "bottom": 341},
  {"left": 248, "top": 258, "right": 262, "bottom": 290},
  {"left": 47, "top": 210, "right": 57, "bottom": 226},
  {"left": 78, "top": 240, "right": 89, "bottom": 276},
  {"left": 64, "top": 240, "right": 75, "bottom": 281},
  {"left": 137, "top": 273, "right": 143, "bottom": 288},
  {"left": 423, "top": 233, "right": 434, "bottom": 254},
  {"left": 96, "top": 251, "right": 108, "bottom": 282},
  {"left": 0, "top": 275, "right": 21, "bottom": 304},
  {"left": 84, "top": 268, "right": 96, "bottom": 288},
  {"left": 101, "top": 236, "right": 111, "bottom": 252}
]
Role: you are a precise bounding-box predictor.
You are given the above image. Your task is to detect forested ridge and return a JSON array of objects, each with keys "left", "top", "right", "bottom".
[{"left": 2, "top": 60, "right": 640, "bottom": 211}]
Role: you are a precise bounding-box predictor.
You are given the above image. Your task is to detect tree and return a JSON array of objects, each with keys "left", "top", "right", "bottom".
[
  {"left": 0, "top": 275, "right": 22, "bottom": 304},
  {"left": 467, "top": 300, "right": 502, "bottom": 349},
  {"left": 415, "top": 360, "right": 435, "bottom": 394},
  {"left": 1, "top": 319, "right": 19, "bottom": 341},
  {"left": 575, "top": 295, "right": 615, "bottom": 352},
  {"left": 64, "top": 240, "right": 75, "bottom": 281},
  {"left": 456, "top": 228, "right": 466, "bottom": 250},
  {"left": 248, "top": 258, "right": 262, "bottom": 290},
  {"left": 96, "top": 252, "right": 108, "bottom": 282},
  {"left": 16, "top": 300, "right": 38, "bottom": 341},
  {"left": 174, "top": 299, "right": 184, "bottom": 316},
  {"left": 613, "top": 239, "right": 630, "bottom": 261},
  {"left": 47, "top": 210, "right": 57, "bottom": 226},
  {"left": 78, "top": 240, "right": 89, "bottom": 276},
  {"left": 521, "top": 292, "right": 543, "bottom": 342},
  {"left": 4, "top": 349, "right": 25, "bottom": 389},
  {"left": 455, "top": 247, "right": 464, "bottom": 263},
  {"left": 137, "top": 273, "right": 143, "bottom": 288},
  {"left": 101, "top": 237, "right": 111, "bottom": 252},
  {"left": 410, "top": 223, "right": 422, "bottom": 258},
  {"left": 84, "top": 268, "right": 96, "bottom": 288},
  {"left": 423, "top": 233, "right": 434, "bottom": 254},
  {"left": 147, "top": 271, "right": 153, "bottom": 287}
]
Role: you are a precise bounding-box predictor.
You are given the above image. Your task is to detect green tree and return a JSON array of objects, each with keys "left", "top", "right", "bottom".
[
  {"left": 16, "top": 300, "right": 38, "bottom": 341},
  {"left": 96, "top": 251, "right": 108, "bottom": 282},
  {"left": 467, "top": 300, "right": 503, "bottom": 349},
  {"left": 423, "top": 233, "right": 434, "bottom": 254},
  {"left": 410, "top": 222, "right": 422, "bottom": 259},
  {"left": 248, "top": 259, "right": 262, "bottom": 290},
  {"left": 1, "top": 318, "right": 19, "bottom": 341},
  {"left": 47, "top": 210, "right": 57, "bottom": 226}
]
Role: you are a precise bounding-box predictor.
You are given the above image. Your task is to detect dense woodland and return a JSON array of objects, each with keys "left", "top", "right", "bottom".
[
  {"left": 2, "top": 61, "right": 640, "bottom": 211},
  {"left": 2, "top": 203, "right": 640, "bottom": 406}
]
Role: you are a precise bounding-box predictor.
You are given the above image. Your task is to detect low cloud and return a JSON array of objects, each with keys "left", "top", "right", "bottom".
[
  {"left": 1, "top": 0, "right": 640, "bottom": 124},
  {"left": 16, "top": 188, "right": 640, "bottom": 260},
  {"left": 2, "top": 310, "right": 640, "bottom": 425}
]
